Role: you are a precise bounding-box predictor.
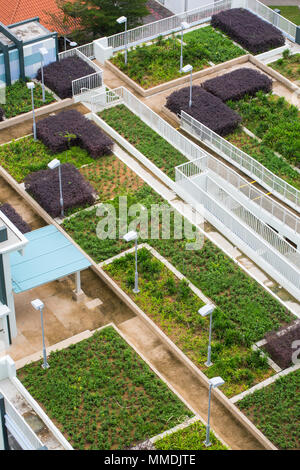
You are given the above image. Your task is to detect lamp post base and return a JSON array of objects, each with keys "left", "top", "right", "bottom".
[
  {"left": 205, "top": 361, "right": 213, "bottom": 367},
  {"left": 133, "top": 288, "right": 140, "bottom": 294},
  {"left": 203, "top": 440, "right": 212, "bottom": 447},
  {"left": 42, "top": 363, "right": 50, "bottom": 370}
]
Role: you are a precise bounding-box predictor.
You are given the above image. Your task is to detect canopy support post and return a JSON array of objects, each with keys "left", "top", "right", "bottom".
[{"left": 72, "top": 271, "right": 85, "bottom": 302}]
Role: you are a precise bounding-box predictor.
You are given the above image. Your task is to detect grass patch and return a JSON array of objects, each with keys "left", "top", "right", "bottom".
[
  {"left": 269, "top": 6, "right": 300, "bottom": 25},
  {"left": 110, "top": 27, "right": 244, "bottom": 88},
  {"left": 99, "top": 105, "right": 187, "bottom": 179},
  {"left": 63, "top": 185, "right": 293, "bottom": 397},
  {"left": 80, "top": 155, "right": 145, "bottom": 200},
  {"left": 19, "top": 326, "right": 192, "bottom": 450},
  {"left": 270, "top": 51, "right": 300, "bottom": 83},
  {"left": 0, "top": 137, "right": 96, "bottom": 183},
  {"left": 0, "top": 79, "right": 55, "bottom": 119},
  {"left": 238, "top": 369, "right": 300, "bottom": 449},
  {"left": 227, "top": 91, "right": 300, "bottom": 166},
  {"left": 154, "top": 420, "right": 228, "bottom": 450}
]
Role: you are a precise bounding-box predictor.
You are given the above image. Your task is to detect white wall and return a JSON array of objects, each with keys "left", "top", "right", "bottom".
[{"left": 157, "top": 0, "right": 217, "bottom": 14}]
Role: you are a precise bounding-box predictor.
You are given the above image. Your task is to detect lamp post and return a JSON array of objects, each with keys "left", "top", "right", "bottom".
[
  {"left": 181, "top": 64, "right": 193, "bottom": 108},
  {"left": 48, "top": 159, "right": 64, "bottom": 218},
  {"left": 26, "top": 82, "right": 37, "bottom": 140},
  {"left": 204, "top": 376, "right": 225, "bottom": 447},
  {"left": 31, "top": 299, "right": 49, "bottom": 369},
  {"left": 64, "top": 37, "right": 77, "bottom": 52},
  {"left": 198, "top": 303, "right": 215, "bottom": 367},
  {"left": 39, "top": 47, "right": 48, "bottom": 102},
  {"left": 123, "top": 231, "right": 139, "bottom": 294},
  {"left": 116, "top": 16, "right": 128, "bottom": 66},
  {"left": 180, "top": 22, "right": 189, "bottom": 73}
]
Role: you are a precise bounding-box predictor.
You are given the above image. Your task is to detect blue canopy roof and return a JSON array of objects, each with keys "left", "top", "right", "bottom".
[{"left": 10, "top": 225, "right": 91, "bottom": 294}]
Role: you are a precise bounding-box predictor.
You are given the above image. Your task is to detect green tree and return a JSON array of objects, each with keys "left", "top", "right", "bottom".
[{"left": 53, "top": 0, "right": 149, "bottom": 41}]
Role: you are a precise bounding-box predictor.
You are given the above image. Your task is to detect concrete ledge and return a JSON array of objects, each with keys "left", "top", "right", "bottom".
[{"left": 0, "top": 98, "right": 74, "bottom": 131}]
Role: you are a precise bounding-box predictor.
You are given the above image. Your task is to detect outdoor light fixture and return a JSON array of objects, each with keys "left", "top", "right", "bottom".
[
  {"left": 39, "top": 47, "right": 48, "bottom": 102},
  {"left": 116, "top": 16, "right": 128, "bottom": 65},
  {"left": 31, "top": 299, "right": 49, "bottom": 369},
  {"left": 181, "top": 64, "right": 193, "bottom": 108},
  {"left": 198, "top": 303, "right": 216, "bottom": 367},
  {"left": 204, "top": 376, "right": 225, "bottom": 447},
  {"left": 26, "top": 81, "right": 37, "bottom": 140},
  {"left": 48, "top": 159, "right": 64, "bottom": 218},
  {"left": 123, "top": 230, "right": 139, "bottom": 294},
  {"left": 180, "top": 22, "right": 189, "bottom": 72},
  {"left": 64, "top": 37, "right": 77, "bottom": 51}
]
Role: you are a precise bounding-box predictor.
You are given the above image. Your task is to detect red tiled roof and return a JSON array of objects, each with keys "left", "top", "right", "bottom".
[{"left": 0, "top": 0, "right": 80, "bottom": 35}]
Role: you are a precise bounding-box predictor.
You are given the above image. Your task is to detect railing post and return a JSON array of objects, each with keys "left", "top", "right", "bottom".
[{"left": 0, "top": 394, "right": 9, "bottom": 450}]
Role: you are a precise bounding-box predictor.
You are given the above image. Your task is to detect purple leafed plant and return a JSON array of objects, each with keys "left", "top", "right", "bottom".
[
  {"left": 165, "top": 86, "right": 241, "bottom": 136},
  {"left": 0, "top": 203, "right": 31, "bottom": 233},
  {"left": 24, "top": 163, "right": 95, "bottom": 217},
  {"left": 202, "top": 68, "right": 273, "bottom": 102},
  {"left": 264, "top": 322, "right": 300, "bottom": 369},
  {"left": 36, "top": 56, "right": 95, "bottom": 99},
  {"left": 0, "top": 107, "right": 4, "bottom": 121},
  {"left": 36, "top": 109, "right": 114, "bottom": 158},
  {"left": 211, "top": 8, "right": 285, "bottom": 54}
]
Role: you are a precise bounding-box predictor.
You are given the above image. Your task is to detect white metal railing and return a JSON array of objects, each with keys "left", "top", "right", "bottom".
[
  {"left": 175, "top": 164, "right": 300, "bottom": 299},
  {"left": 3, "top": 394, "right": 44, "bottom": 450},
  {"left": 72, "top": 72, "right": 102, "bottom": 96},
  {"left": 77, "top": 42, "right": 95, "bottom": 59},
  {"left": 107, "top": 0, "right": 232, "bottom": 51},
  {"left": 180, "top": 111, "right": 300, "bottom": 212},
  {"left": 246, "top": 0, "right": 297, "bottom": 41},
  {"left": 58, "top": 48, "right": 103, "bottom": 96}
]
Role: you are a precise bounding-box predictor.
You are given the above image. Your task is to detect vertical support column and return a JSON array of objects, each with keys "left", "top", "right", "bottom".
[
  {"left": 2, "top": 46, "right": 11, "bottom": 86},
  {"left": 17, "top": 42, "right": 25, "bottom": 82},
  {"left": 0, "top": 393, "right": 9, "bottom": 450},
  {"left": 72, "top": 271, "right": 85, "bottom": 302},
  {"left": 296, "top": 26, "right": 300, "bottom": 46}
]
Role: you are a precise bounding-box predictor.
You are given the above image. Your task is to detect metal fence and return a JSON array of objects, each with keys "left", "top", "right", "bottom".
[
  {"left": 1, "top": 392, "right": 44, "bottom": 450},
  {"left": 175, "top": 164, "right": 300, "bottom": 299},
  {"left": 58, "top": 48, "right": 103, "bottom": 96},
  {"left": 180, "top": 111, "right": 300, "bottom": 212}
]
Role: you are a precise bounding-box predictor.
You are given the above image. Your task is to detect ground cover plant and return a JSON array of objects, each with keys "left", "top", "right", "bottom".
[
  {"left": 19, "top": 326, "right": 192, "bottom": 450},
  {"left": 226, "top": 129, "right": 300, "bottom": 190},
  {"left": 63, "top": 183, "right": 293, "bottom": 397},
  {"left": 37, "top": 110, "right": 114, "bottom": 159},
  {"left": 182, "top": 25, "right": 245, "bottom": 64},
  {"left": 165, "top": 86, "right": 241, "bottom": 136},
  {"left": 0, "top": 107, "right": 4, "bottom": 121},
  {"left": 36, "top": 56, "right": 95, "bottom": 99},
  {"left": 211, "top": 8, "right": 285, "bottom": 54},
  {"left": 99, "top": 105, "right": 187, "bottom": 179},
  {"left": 0, "top": 137, "right": 95, "bottom": 183},
  {"left": 227, "top": 91, "right": 300, "bottom": 166},
  {"left": 154, "top": 420, "right": 227, "bottom": 450},
  {"left": 238, "top": 369, "right": 300, "bottom": 449},
  {"left": 269, "top": 6, "right": 300, "bottom": 25},
  {"left": 270, "top": 50, "right": 300, "bottom": 83},
  {"left": 111, "top": 35, "right": 209, "bottom": 88},
  {"left": 80, "top": 154, "right": 145, "bottom": 200},
  {"left": 202, "top": 68, "right": 272, "bottom": 102},
  {"left": 264, "top": 322, "right": 300, "bottom": 369},
  {"left": 0, "top": 203, "right": 31, "bottom": 233},
  {"left": 24, "top": 163, "right": 95, "bottom": 217},
  {"left": 0, "top": 79, "right": 54, "bottom": 119}
]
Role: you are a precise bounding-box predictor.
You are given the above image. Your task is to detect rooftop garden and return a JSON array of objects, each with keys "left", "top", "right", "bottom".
[
  {"left": 0, "top": 79, "right": 55, "bottom": 121},
  {"left": 238, "top": 369, "right": 300, "bottom": 450},
  {"left": 211, "top": 8, "right": 285, "bottom": 54},
  {"left": 63, "top": 182, "right": 294, "bottom": 398},
  {"left": 227, "top": 91, "right": 300, "bottom": 166},
  {"left": 19, "top": 326, "right": 192, "bottom": 450},
  {"left": 270, "top": 49, "right": 300, "bottom": 83},
  {"left": 154, "top": 420, "right": 228, "bottom": 450},
  {"left": 110, "top": 26, "right": 244, "bottom": 89}
]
